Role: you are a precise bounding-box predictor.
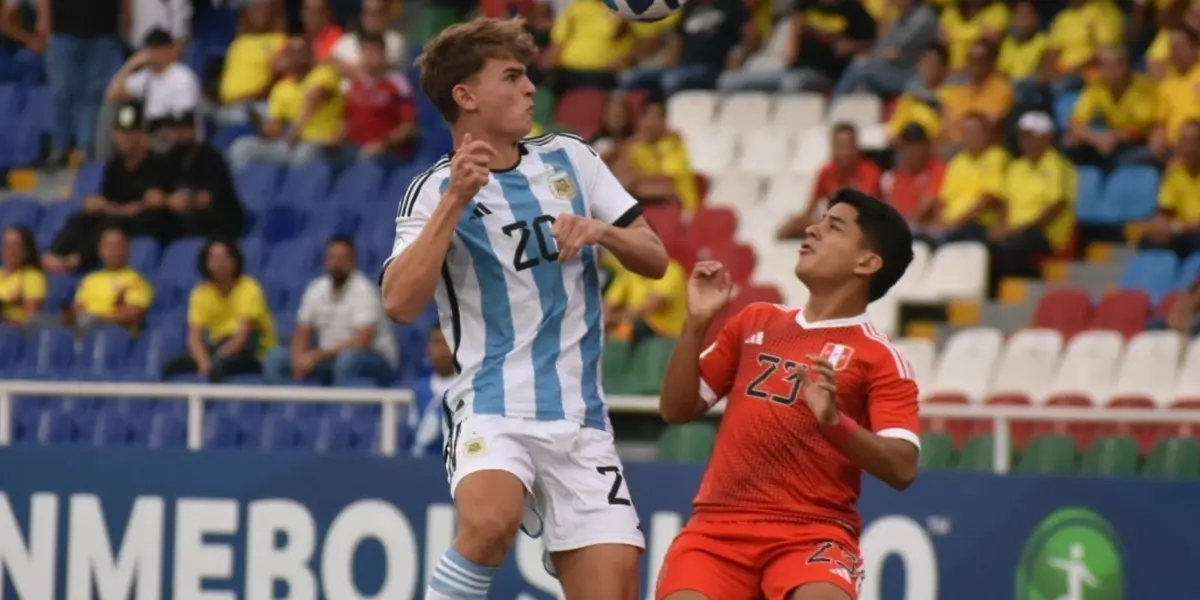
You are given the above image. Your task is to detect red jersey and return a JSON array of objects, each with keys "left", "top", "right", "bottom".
[
  {"left": 881, "top": 160, "right": 946, "bottom": 220},
  {"left": 694, "top": 303, "right": 920, "bottom": 533},
  {"left": 344, "top": 74, "right": 417, "bottom": 153},
  {"left": 811, "top": 160, "right": 883, "bottom": 207}
]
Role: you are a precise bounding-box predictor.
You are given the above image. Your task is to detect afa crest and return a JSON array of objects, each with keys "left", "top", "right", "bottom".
[{"left": 548, "top": 171, "right": 576, "bottom": 200}]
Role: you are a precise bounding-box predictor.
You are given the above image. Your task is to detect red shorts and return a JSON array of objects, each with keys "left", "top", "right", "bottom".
[{"left": 655, "top": 519, "right": 863, "bottom": 600}]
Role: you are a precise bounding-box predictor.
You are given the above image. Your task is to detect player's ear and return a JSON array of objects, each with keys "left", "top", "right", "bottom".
[
  {"left": 452, "top": 83, "right": 477, "bottom": 114},
  {"left": 852, "top": 251, "right": 883, "bottom": 279}
]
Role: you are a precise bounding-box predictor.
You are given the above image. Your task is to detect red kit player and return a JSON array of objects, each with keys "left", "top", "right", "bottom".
[{"left": 656, "top": 189, "right": 921, "bottom": 600}]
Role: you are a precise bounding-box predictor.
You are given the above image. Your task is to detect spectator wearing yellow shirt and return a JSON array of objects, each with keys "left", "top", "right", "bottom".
[
  {"left": 918, "top": 113, "right": 1007, "bottom": 245},
  {"left": 621, "top": 100, "right": 700, "bottom": 211},
  {"left": 998, "top": 0, "right": 1050, "bottom": 104},
  {"left": 939, "top": 0, "right": 1009, "bottom": 75},
  {"left": 604, "top": 258, "right": 688, "bottom": 342},
  {"left": 72, "top": 228, "right": 154, "bottom": 331},
  {"left": 540, "top": 0, "right": 642, "bottom": 96},
  {"left": 886, "top": 45, "right": 947, "bottom": 144},
  {"left": 1042, "top": 0, "right": 1125, "bottom": 94},
  {"left": 214, "top": 0, "right": 286, "bottom": 125},
  {"left": 937, "top": 40, "right": 1014, "bottom": 148},
  {"left": 1065, "top": 46, "right": 1158, "bottom": 170},
  {"left": 1150, "top": 28, "right": 1200, "bottom": 159},
  {"left": 1144, "top": 1, "right": 1200, "bottom": 79},
  {"left": 228, "top": 37, "right": 346, "bottom": 169},
  {"left": 0, "top": 227, "right": 45, "bottom": 326},
  {"left": 161, "top": 239, "right": 277, "bottom": 382},
  {"left": 1143, "top": 120, "right": 1200, "bottom": 258},
  {"left": 991, "top": 112, "right": 1077, "bottom": 287}
]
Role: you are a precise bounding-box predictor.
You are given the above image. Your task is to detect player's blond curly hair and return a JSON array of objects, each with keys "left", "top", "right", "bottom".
[{"left": 416, "top": 17, "right": 538, "bottom": 123}]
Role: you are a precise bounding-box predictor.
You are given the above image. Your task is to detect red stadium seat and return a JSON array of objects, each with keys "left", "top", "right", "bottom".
[
  {"left": 1088, "top": 290, "right": 1151, "bottom": 338},
  {"left": 1043, "top": 395, "right": 1097, "bottom": 450},
  {"left": 696, "top": 243, "right": 757, "bottom": 285},
  {"left": 642, "top": 204, "right": 684, "bottom": 249},
  {"left": 985, "top": 394, "right": 1036, "bottom": 450},
  {"left": 1169, "top": 400, "right": 1200, "bottom": 439},
  {"left": 553, "top": 88, "right": 607, "bottom": 140},
  {"left": 1097, "top": 397, "right": 1162, "bottom": 455},
  {"left": 1031, "top": 287, "right": 1093, "bottom": 338},
  {"left": 921, "top": 395, "right": 975, "bottom": 447},
  {"left": 737, "top": 284, "right": 784, "bottom": 306},
  {"left": 1156, "top": 291, "right": 1181, "bottom": 318},
  {"left": 669, "top": 239, "right": 698, "bottom": 272},
  {"left": 688, "top": 207, "right": 738, "bottom": 244}
]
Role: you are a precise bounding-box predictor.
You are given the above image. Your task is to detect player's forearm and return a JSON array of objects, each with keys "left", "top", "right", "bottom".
[
  {"left": 828, "top": 419, "right": 919, "bottom": 490},
  {"left": 599, "top": 220, "right": 668, "bottom": 279},
  {"left": 659, "top": 317, "right": 712, "bottom": 424},
  {"left": 382, "top": 199, "right": 462, "bottom": 323}
]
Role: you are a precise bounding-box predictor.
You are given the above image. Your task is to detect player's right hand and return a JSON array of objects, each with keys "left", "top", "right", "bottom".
[
  {"left": 446, "top": 133, "right": 495, "bottom": 206},
  {"left": 686, "top": 260, "right": 733, "bottom": 321}
]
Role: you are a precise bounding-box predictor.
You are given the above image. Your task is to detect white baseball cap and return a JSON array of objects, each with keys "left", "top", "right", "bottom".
[{"left": 1018, "top": 111, "right": 1055, "bottom": 135}]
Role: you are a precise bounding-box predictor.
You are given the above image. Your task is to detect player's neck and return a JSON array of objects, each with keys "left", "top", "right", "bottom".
[
  {"left": 802, "top": 286, "right": 868, "bottom": 323},
  {"left": 452, "top": 124, "right": 522, "bottom": 171}
]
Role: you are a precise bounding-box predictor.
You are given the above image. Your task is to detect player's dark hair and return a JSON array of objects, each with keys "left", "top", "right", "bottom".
[
  {"left": 197, "top": 238, "right": 245, "bottom": 282},
  {"left": 829, "top": 189, "right": 914, "bottom": 303},
  {"left": 327, "top": 234, "right": 356, "bottom": 252},
  {"left": 4, "top": 226, "right": 40, "bottom": 271}
]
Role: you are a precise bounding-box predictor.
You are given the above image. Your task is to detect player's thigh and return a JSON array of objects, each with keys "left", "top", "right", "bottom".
[
  {"left": 449, "top": 414, "right": 538, "bottom": 550},
  {"left": 762, "top": 539, "right": 863, "bottom": 600},
  {"left": 655, "top": 529, "right": 759, "bottom": 600},
  {"left": 552, "top": 543, "right": 642, "bottom": 600}
]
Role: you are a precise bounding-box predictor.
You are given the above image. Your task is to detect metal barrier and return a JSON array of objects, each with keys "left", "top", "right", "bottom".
[{"left": 2, "top": 380, "right": 1199, "bottom": 473}]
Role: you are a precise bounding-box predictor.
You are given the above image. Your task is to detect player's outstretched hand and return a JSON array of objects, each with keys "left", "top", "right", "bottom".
[
  {"left": 446, "top": 133, "right": 495, "bottom": 206},
  {"left": 686, "top": 261, "right": 733, "bottom": 322},
  {"left": 804, "top": 355, "right": 840, "bottom": 427},
  {"left": 550, "top": 213, "right": 609, "bottom": 263}
]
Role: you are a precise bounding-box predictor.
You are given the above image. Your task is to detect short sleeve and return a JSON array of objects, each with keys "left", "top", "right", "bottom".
[
  {"left": 567, "top": 136, "right": 642, "bottom": 227},
  {"left": 233, "top": 280, "right": 268, "bottom": 319},
  {"left": 1158, "top": 170, "right": 1179, "bottom": 212},
  {"left": 866, "top": 346, "right": 921, "bottom": 451},
  {"left": 186, "top": 287, "right": 208, "bottom": 327},
  {"left": 383, "top": 166, "right": 447, "bottom": 277},
  {"left": 1071, "top": 86, "right": 1098, "bottom": 124},
  {"left": 311, "top": 65, "right": 342, "bottom": 92},
  {"left": 330, "top": 34, "right": 358, "bottom": 64},
  {"left": 267, "top": 84, "right": 290, "bottom": 121},
  {"left": 296, "top": 281, "right": 319, "bottom": 324},
  {"left": 74, "top": 276, "right": 93, "bottom": 304},
  {"left": 124, "top": 70, "right": 149, "bottom": 97},
  {"left": 698, "top": 306, "right": 758, "bottom": 406},
  {"left": 23, "top": 272, "right": 45, "bottom": 301},
  {"left": 125, "top": 276, "right": 154, "bottom": 308},
  {"left": 650, "top": 262, "right": 686, "bottom": 296},
  {"left": 550, "top": 8, "right": 573, "bottom": 44},
  {"left": 604, "top": 272, "right": 632, "bottom": 307},
  {"left": 348, "top": 278, "right": 380, "bottom": 328}
]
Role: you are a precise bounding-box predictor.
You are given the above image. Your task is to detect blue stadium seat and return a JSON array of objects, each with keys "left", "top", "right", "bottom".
[
  {"left": 156, "top": 237, "right": 206, "bottom": 289},
  {"left": 330, "top": 161, "right": 386, "bottom": 208},
  {"left": 210, "top": 123, "right": 255, "bottom": 153},
  {"left": 91, "top": 411, "right": 130, "bottom": 446},
  {"left": 261, "top": 238, "right": 319, "bottom": 288},
  {"left": 348, "top": 419, "right": 378, "bottom": 453},
  {"left": 258, "top": 414, "right": 298, "bottom": 450},
  {"left": 77, "top": 326, "right": 133, "bottom": 376},
  {"left": 8, "top": 113, "right": 40, "bottom": 166},
  {"left": 276, "top": 163, "right": 333, "bottom": 209},
  {"left": 0, "top": 324, "right": 21, "bottom": 374},
  {"left": 256, "top": 204, "right": 308, "bottom": 244},
  {"left": 1053, "top": 91, "right": 1080, "bottom": 129},
  {"left": 1178, "top": 252, "right": 1200, "bottom": 290},
  {"left": 265, "top": 282, "right": 291, "bottom": 315},
  {"left": 241, "top": 236, "right": 264, "bottom": 275},
  {"left": 60, "top": 396, "right": 100, "bottom": 417},
  {"left": 203, "top": 413, "right": 240, "bottom": 448},
  {"left": 22, "top": 326, "right": 75, "bottom": 376},
  {"left": 0, "top": 84, "right": 21, "bottom": 132},
  {"left": 337, "top": 403, "right": 381, "bottom": 423},
  {"left": 308, "top": 202, "right": 362, "bottom": 243},
  {"left": 387, "top": 162, "right": 430, "bottom": 206},
  {"left": 314, "top": 417, "right": 354, "bottom": 453},
  {"left": 128, "top": 238, "right": 160, "bottom": 273},
  {"left": 1073, "top": 166, "right": 1109, "bottom": 224},
  {"left": 146, "top": 413, "right": 187, "bottom": 448},
  {"left": 43, "top": 274, "right": 78, "bottom": 313},
  {"left": 70, "top": 162, "right": 106, "bottom": 206},
  {"left": 36, "top": 203, "right": 73, "bottom": 250},
  {"left": 36, "top": 411, "right": 76, "bottom": 445},
  {"left": 234, "top": 164, "right": 283, "bottom": 215},
  {"left": 1119, "top": 250, "right": 1179, "bottom": 304},
  {"left": 1101, "top": 166, "right": 1160, "bottom": 222},
  {"left": 225, "top": 374, "right": 266, "bottom": 386},
  {"left": 0, "top": 196, "right": 43, "bottom": 230},
  {"left": 25, "top": 85, "right": 48, "bottom": 133}
]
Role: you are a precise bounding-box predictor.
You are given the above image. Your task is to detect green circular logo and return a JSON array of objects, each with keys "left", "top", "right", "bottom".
[{"left": 1015, "top": 508, "right": 1124, "bottom": 600}]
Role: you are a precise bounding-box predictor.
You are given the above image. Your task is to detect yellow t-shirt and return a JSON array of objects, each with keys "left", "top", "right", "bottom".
[
  {"left": 1047, "top": 0, "right": 1124, "bottom": 72},
  {"left": 1156, "top": 63, "right": 1200, "bottom": 144},
  {"left": 1158, "top": 162, "right": 1200, "bottom": 225},
  {"left": 219, "top": 32, "right": 286, "bottom": 104},
  {"left": 267, "top": 64, "right": 345, "bottom": 144},
  {"left": 1147, "top": 30, "right": 1170, "bottom": 67},
  {"left": 939, "top": 146, "right": 1008, "bottom": 224},
  {"left": 187, "top": 276, "right": 277, "bottom": 357},
  {"left": 550, "top": 0, "right": 633, "bottom": 71},
  {"left": 938, "top": 75, "right": 1015, "bottom": 142},
  {"left": 604, "top": 261, "right": 687, "bottom": 337},
  {"left": 626, "top": 134, "right": 700, "bottom": 211},
  {"left": 887, "top": 94, "right": 943, "bottom": 141},
  {"left": 0, "top": 267, "right": 46, "bottom": 323},
  {"left": 997, "top": 32, "right": 1048, "bottom": 80},
  {"left": 75, "top": 267, "right": 154, "bottom": 319},
  {"left": 940, "top": 2, "right": 1011, "bottom": 70},
  {"left": 1071, "top": 74, "right": 1158, "bottom": 137},
  {"left": 1002, "top": 150, "right": 1078, "bottom": 252}
]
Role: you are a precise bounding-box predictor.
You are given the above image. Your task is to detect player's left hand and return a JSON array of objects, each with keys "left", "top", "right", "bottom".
[
  {"left": 804, "top": 354, "right": 841, "bottom": 428},
  {"left": 551, "top": 213, "right": 610, "bottom": 263}
]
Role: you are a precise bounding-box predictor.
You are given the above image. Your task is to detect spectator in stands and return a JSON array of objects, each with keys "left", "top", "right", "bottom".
[
  {"left": 832, "top": 0, "right": 937, "bottom": 97},
  {"left": 100, "top": 28, "right": 201, "bottom": 159},
  {"left": 620, "top": 99, "right": 700, "bottom": 210},
  {"left": 619, "top": 0, "right": 755, "bottom": 97},
  {"left": 1065, "top": 46, "right": 1157, "bottom": 170},
  {"left": 1042, "top": 0, "right": 1124, "bottom": 95},
  {"left": 1150, "top": 27, "right": 1200, "bottom": 160},
  {"left": 163, "top": 111, "right": 246, "bottom": 239},
  {"left": 330, "top": 0, "right": 405, "bottom": 75},
  {"left": 938, "top": 40, "right": 1013, "bottom": 149},
  {"left": 341, "top": 33, "right": 418, "bottom": 165},
  {"left": 777, "top": 122, "right": 882, "bottom": 239},
  {"left": 127, "top": 0, "right": 190, "bottom": 54},
  {"left": 215, "top": 0, "right": 287, "bottom": 125},
  {"left": 43, "top": 102, "right": 176, "bottom": 274},
  {"left": 921, "top": 112, "right": 1006, "bottom": 244},
  {"left": 1145, "top": 1, "right": 1200, "bottom": 80},
  {"left": 264, "top": 236, "right": 398, "bottom": 387},
  {"left": 992, "top": 111, "right": 1077, "bottom": 285},
  {"left": 938, "top": 0, "right": 1009, "bottom": 76},
  {"left": 302, "top": 0, "right": 343, "bottom": 62},
  {"left": 604, "top": 256, "right": 687, "bottom": 343},
  {"left": 592, "top": 93, "right": 636, "bottom": 164},
  {"left": 0, "top": 226, "right": 45, "bottom": 327},
  {"left": 162, "top": 239, "right": 276, "bottom": 383},
  {"left": 41, "top": 0, "right": 126, "bottom": 167},
  {"left": 0, "top": 0, "right": 43, "bottom": 56},
  {"left": 997, "top": 0, "right": 1048, "bottom": 104},
  {"left": 882, "top": 124, "right": 945, "bottom": 224},
  {"left": 1143, "top": 120, "right": 1200, "bottom": 258},
  {"left": 718, "top": 0, "right": 875, "bottom": 93},
  {"left": 70, "top": 227, "right": 153, "bottom": 332},
  {"left": 886, "top": 44, "right": 947, "bottom": 143},
  {"left": 1153, "top": 269, "right": 1200, "bottom": 336},
  {"left": 228, "top": 36, "right": 346, "bottom": 169},
  {"left": 540, "top": 0, "right": 632, "bottom": 94},
  {"left": 404, "top": 327, "right": 454, "bottom": 457}
]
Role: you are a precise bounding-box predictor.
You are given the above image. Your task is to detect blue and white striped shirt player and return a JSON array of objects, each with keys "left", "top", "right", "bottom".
[{"left": 384, "top": 133, "right": 642, "bottom": 431}]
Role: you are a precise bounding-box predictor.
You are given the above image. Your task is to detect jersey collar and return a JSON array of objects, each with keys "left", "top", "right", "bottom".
[
  {"left": 446, "top": 142, "right": 528, "bottom": 173},
  {"left": 795, "top": 310, "right": 870, "bottom": 330}
]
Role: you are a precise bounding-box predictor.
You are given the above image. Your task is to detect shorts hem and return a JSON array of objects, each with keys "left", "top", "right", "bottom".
[{"left": 545, "top": 535, "right": 646, "bottom": 553}]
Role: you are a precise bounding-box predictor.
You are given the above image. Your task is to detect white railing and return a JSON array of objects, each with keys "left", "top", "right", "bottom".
[{"left": 2, "top": 380, "right": 1199, "bottom": 474}]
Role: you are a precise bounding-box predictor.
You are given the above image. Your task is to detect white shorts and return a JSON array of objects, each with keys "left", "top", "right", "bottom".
[{"left": 445, "top": 413, "right": 645, "bottom": 554}]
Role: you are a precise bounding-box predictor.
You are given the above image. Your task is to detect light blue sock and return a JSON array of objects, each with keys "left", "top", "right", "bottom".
[{"left": 425, "top": 547, "right": 498, "bottom": 600}]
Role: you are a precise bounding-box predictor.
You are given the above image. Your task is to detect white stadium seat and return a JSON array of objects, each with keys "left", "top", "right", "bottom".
[
  {"left": 890, "top": 242, "right": 931, "bottom": 301},
  {"left": 772, "top": 93, "right": 827, "bottom": 130},
  {"left": 1047, "top": 330, "right": 1124, "bottom": 403},
  {"left": 890, "top": 337, "right": 936, "bottom": 396},
  {"left": 1108, "top": 330, "right": 1185, "bottom": 406},
  {"left": 1172, "top": 337, "right": 1200, "bottom": 403},
  {"left": 734, "top": 128, "right": 794, "bottom": 175},
  {"left": 762, "top": 172, "right": 813, "bottom": 213},
  {"left": 707, "top": 172, "right": 764, "bottom": 210},
  {"left": 905, "top": 242, "right": 988, "bottom": 302},
  {"left": 755, "top": 242, "right": 808, "bottom": 305},
  {"left": 988, "top": 328, "right": 1065, "bottom": 404},
  {"left": 715, "top": 93, "right": 774, "bottom": 133},
  {"left": 667, "top": 91, "right": 718, "bottom": 138},
  {"left": 866, "top": 296, "right": 899, "bottom": 337},
  {"left": 684, "top": 129, "right": 736, "bottom": 175},
  {"left": 928, "top": 327, "right": 1004, "bottom": 403},
  {"left": 826, "top": 93, "right": 883, "bottom": 128},
  {"left": 790, "top": 127, "right": 831, "bottom": 174},
  {"left": 858, "top": 123, "right": 889, "bottom": 150},
  {"left": 744, "top": 23, "right": 792, "bottom": 71}
]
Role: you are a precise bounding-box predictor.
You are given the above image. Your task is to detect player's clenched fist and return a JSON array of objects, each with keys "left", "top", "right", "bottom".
[
  {"left": 804, "top": 354, "right": 840, "bottom": 427},
  {"left": 446, "top": 133, "right": 496, "bottom": 206},
  {"left": 550, "top": 213, "right": 609, "bottom": 263},
  {"left": 686, "top": 260, "right": 732, "bottom": 321}
]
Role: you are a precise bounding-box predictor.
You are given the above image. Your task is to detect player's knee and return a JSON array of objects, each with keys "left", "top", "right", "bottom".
[{"left": 454, "top": 472, "right": 526, "bottom": 562}]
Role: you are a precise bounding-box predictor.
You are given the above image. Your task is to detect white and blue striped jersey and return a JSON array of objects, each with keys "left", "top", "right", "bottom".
[{"left": 385, "top": 133, "right": 642, "bottom": 430}]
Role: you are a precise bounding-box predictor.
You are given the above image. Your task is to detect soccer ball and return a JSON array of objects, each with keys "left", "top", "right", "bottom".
[{"left": 603, "top": 0, "right": 684, "bottom": 21}]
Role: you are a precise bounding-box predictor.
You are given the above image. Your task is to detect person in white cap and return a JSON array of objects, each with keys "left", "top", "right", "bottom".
[{"left": 988, "top": 110, "right": 1078, "bottom": 294}]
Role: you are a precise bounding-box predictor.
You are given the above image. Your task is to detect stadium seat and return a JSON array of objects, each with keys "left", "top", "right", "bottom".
[
  {"left": 956, "top": 434, "right": 997, "bottom": 471},
  {"left": 684, "top": 128, "right": 736, "bottom": 176},
  {"left": 1088, "top": 289, "right": 1151, "bottom": 338},
  {"left": 1119, "top": 250, "right": 1179, "bottom": 305},
  {"left": 0, "top": 325, "right": 21, "bottom": 374},
  {"left": 714, "top": 93, "right": 772, "bottom": 133},
  {"left": 657, "top": 422, "right": 717, "bottom": 462},
  {"left": 37, "top": 411, "right": 77, "bottom": 445},
  {"left": 1100, "top": 166, "right": 1161, "bottom": 222},
  {"left": 890, "top": 242, "right": 931, "bottom": 301},
  {"left": 641, "top": 204, "right": 683, "bottom": 248},
  {"left": 1080, "top": 435, "right": 1140, "bottom": 477},
  {"left": 865, "top": 296, "right": 899, "bottom": 337},
  {"left": 69, "top": 162, "right": 106, "bottom": 205},
  {"left": 666, "top": 91, "right": 718, "bottom": 138},
  {"left": 771, "top": 93, "right": 826, "bottom": 130},
  {"left": 203, "top": 414, "right": 241, "bottom": 448},
  {"left": 21, "top": 326, "right": 75, "bottom": 376},
  {"left": 1046, "top": 330, "right": 1124, "bottom": 405},
  {"left": 826, "top": 93, "right": 882, "bottom": 128},
  {"left": 1108, "top": 330, "right": 1184, "bottom": 407},
  {"left": 628, "top": 337, "right": 677, "bottom": 395},
  {"left": 987, "top": 328, "right": 1064, "bottom": 406},
  {"left": 906, "top": 242, "right": 988, "bottom": 302},
  {"left": 1143, "top": 437, "right": 1200, "bottom": 479},
  {"left": 1052, "top": 91, "right": 1080, "bottom": 128},
  {"left": 156, "top": 238, "right": 206, "bottom": 289},
  {"left": 91, "top": 412, "right": 131, "bottom": 447},
  {"left": 790, "top": 127, "right": 830, "bottom": 173},
  {"left": 331, "top": 161, "right": 387, "bottom": 208},
  {"left": 256, "top": 204, "right": 308, "bottom": 244},
  {"left": 919, "top": 432, "right": 956, "bottom": 469},
  {"left": 127, "top": 238, "right": 160, "bottom": 274},
  {"left": 761, "top": 172, "right": 813, "bottom": 214},
  {"left": 0, "top": 197, "right": 42, "bottom": 230},
  {"left": 733, "top": 129, "right": 793, "bottom": 176},
  {"left": 1171, "top": 337, "right": 1200, "bottom": 405},
  {"left": 891, "top": 337, "right": 935, "bottom": 394},
  {"left": 1016, "top": 434, "right": 1078, "bottom": 474},
  {"left": 146, "top": 414, "right": 186, "bottom": 448},
  {"left": 260, "top": 238, "right": 319, "bottom": 288},
  {"left": 1073, "top": 166, "right": 1110, "bottom": 224},
  {"left": 707, "top": 172, "right": 763, "bottom": 211},
  {"left": 43, "top": 274, "right": 78, "bottom": 313},
  {"left": 77, "top": 326, "right": 133, "bottom": 376},
  {"left": 689, "top": 207, "right": 738, "bottom": 244},
  {"left": 695, "top": 243, "right": 756, "bottom": 285},
  {"left": 276, "top": 163, "right": 333, "bottom": 210},
  {"left": 926, "top": 328, "right": 1003, "bottom": 403},
  {"left": 1030, "top": 287, "right": 1092, "bottom": 338},
  {"left": 233, "top": 164, "right": 282, "bottom": 215},
  {"left": 554, "top": 88, "right": 606, "bottom": 140},
  {"left": 314, "top": 417, "right": 356, "bottom": 454},
  {"left": 1175, "top": 252, "right": 1200, "bottom": 290},
  {"left": 735, "top": 284, "right": 784, "bottom": 307}
]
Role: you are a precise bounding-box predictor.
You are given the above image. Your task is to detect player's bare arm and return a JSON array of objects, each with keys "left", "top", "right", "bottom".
[
  {"left": 382, "top": 135, "right": 495, "bottom": 323},
  {"left": 660, "top": 261, "right": 733, "bottom": 423},
  {"left": 806, "top": 355, "right": 919, "bottom": 490},
  {"left": 551, "top": 213, "right": 669, "bottom": 278}
]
